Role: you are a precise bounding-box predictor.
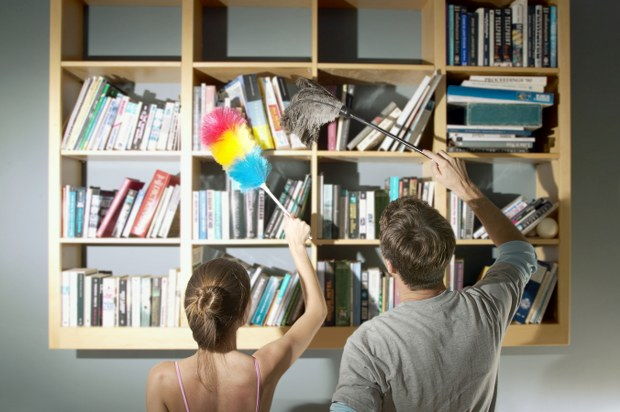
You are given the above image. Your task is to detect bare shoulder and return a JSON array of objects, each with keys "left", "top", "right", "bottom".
[{"left": 148, "top": 361, "right": 177, "bottom": 388}]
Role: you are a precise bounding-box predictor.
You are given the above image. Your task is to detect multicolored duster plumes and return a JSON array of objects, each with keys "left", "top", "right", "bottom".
[{"left": 201, "top": 107, "right": 289, "bottom": 215}]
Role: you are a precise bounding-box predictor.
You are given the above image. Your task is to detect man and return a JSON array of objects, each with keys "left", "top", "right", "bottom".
[{"left": 330, "top": 151, "right": 537, "bottom": 411}]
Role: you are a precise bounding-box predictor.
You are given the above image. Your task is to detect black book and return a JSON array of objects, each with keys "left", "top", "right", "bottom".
[
  {"left": 324, "top": 261, "right": 335, "bottom": 326},
  {"left": 77, "top": 273, "right": 84, "bottom": 326},
  {"left": 493, "top": 8, "right": 502, "bottom": 65},
  {"left": 502, "top": 8, "right": 513, "bottom": 64},
  {"left": 118, "top": 277, "right": 128, "bottom": 327},
  {"left": 542, "top": 7, "right": 550, "bottom": 67},
  {"left": 527, "top": 5, "right": 535, "bottom": 67},
  {"left": 469, "top": 12, "right": 477, "bottom": 66},
  {"left": 454, "top": 5, "right": 462, "bottom": 65},
  {"left": 483, "top": 8, "right": 490, "bottom": 66}
]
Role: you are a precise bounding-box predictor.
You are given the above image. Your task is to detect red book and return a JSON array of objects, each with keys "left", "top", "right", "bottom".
[
  {"left": 96, "top": 178, "right": 144, "bottom": 238},
  {"left": 130, "top": 170, "right": 178, "bottom": 238}
]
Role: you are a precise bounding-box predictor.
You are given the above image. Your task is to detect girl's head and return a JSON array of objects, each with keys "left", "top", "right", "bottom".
[{"left": 184, "top": 258, "right": 251, "bottom": 352}]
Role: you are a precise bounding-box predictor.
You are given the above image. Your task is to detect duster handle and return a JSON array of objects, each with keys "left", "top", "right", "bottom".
[
  {"left": 340, "top": 107, "right": 430, "bottom": 158},
  {"left": 260, "top": 183, "right": 291, "bottom": 218}
]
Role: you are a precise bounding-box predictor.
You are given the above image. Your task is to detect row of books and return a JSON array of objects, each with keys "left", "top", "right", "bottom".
[
  {"left": 61, "top": 268, "right": 182, "bottom": 327},
  {"left": 318, "top": 175, "right": 436, "bottom": 239},
  {"left": 61, "top": 76, "right": 181, "bottom": 151},
  {"left": 192, "top": 74, "right": 306, "bottom": 151},
  {"left": 447, "top": 1, "right": 557, "bottom": 67},
  {"left": 513, "top": 261, "right": 558, "bottom": 324},
  {"left": 248, "top": 268, "right": 304, "bottom": 326},
  {"left": 62, "top": 169, "right": 180, "bottom": 239},
  {"left": 473, "top": 196, "right": 558, "bottom": 239},
  {"left": 447, "top": 75, "right": 553, "bottom": 152},
  {"left": 318, "top": 261, "right": 396, "bottom": 326},
  {"left": 192, "top": 175, "right": 311, "bottom": 240},
  {"left": 343, "top": 71, "right": 441, "bottom": 152}
]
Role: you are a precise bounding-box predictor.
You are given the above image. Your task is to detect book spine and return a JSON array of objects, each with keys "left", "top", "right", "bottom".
[
  {"left": 140, "top": 277, "right": 151, "bottom": 327},
  {"left": 365, "top": 191, "right": 375, "bottom": 240},
  {"left": 511, "top": 3, "right": 523, "bottom": 67},
  {"left": 214, "top": 191, "right": 222, "bottom": 240},
  {"left": 348, "top": 192, "right": 358, "bottom": 239},
  {"left": 469, "top": 12, "right": 477, "bottom": 66},
  {"left": 118, "top": 278, "right": 127, "bottom": 326},
  {"left": 360, "top": 270, "right": 369, "bottom": 323},
  {"left": 488, "top": 9, "right": 494, "bottom": 67},
  {"left": 534, "top": 5, "right": 543, "bottom": 67},
  {"left": 460, "top": 10, "right": 469, "bottom": 66},
  {"left": 130, "top": 170, "right": 171, "bottom": 237},
  {"left": 252, "top": 277, "right": 279, "bottom": 325},
  {"left": 324, "top": 262, "right": 335, "bottom": 326},
  {"left": 77, "top": 273, "right": 84, "bottom": 326},
  {"left": 493, "top": 8, "right": 502, "bottom": 66},
  {"left": 483, "top": 8, "right": 490, "bottom": 66},
  {"left": 358, "top": 191, "right": 367, "bottom": 239},
  {"left": 454, "top": 5, "right": 461, "bottom": 65},
  {"left": 67, "top": 188, "right": 77, "bottom": 238},
  {"left": 502, "top": 8, "right": 513, "bottom": 65},
  {"left": 448, "top": 4, "right": 454, "bottom": 66},
  {"left": 244, "top": 189, "right": 257, "bottom": 239},
  {"left": 206, "top": 190, "right": 215, "bottom": 239},
  {"left": 542, "top": 7, "right": 550, "bottom": 67},
  {"left": 151, "top": 277, "right": 161, "bottom": 327},
  {"left": 550, "top": 6, "right": 557, "bottom": 68},
  {"left": 256, "top": 189, "right": 265, "bottom": 239},
  {"left": 75, "top": 188, "right": 86, "bottom": 237},
  {"left": 242, "top": 74, "right": 275, "bottom": 150},
  {"left": 351, "top": 263, "right": 362, "bottom": 326},
  {"left": 334, "top": 261, "right": 352, "bottom": 326}
]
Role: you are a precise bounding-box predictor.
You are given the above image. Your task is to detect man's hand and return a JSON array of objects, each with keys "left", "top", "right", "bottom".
[{"left": 423, "top": 150, "right": 482, "bottom": 202}]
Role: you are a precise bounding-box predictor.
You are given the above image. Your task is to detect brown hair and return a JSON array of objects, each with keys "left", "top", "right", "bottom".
[
  {"left": 185, "top": 258, "right": 251, "bottom": 352},
  {"left": 379, "top": 196, "right": 455, "bottom": 290}
]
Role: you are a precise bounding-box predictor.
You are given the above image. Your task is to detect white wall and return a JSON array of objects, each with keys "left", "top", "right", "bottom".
[{"left": 0, "top": 1, "right": 619, "bottom": 410}]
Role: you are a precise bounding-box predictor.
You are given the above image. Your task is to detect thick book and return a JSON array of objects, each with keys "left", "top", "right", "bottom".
[
  {"left": 448, "top": 85, "right": 553, "bottom": 106},
  {"left": 240, "top": 74, "right": 275, "bottom": 149},
  {"left": 112, "top": 188, "right": 138, "bottom": 238},
  {"left": 265, "top": 273, "right": 292, "bottom": 326},
  {"left": 351, "top": 262, "right": 362, "bottom": 326},
  {"left": 323, "top": 261, "right": 335, "bottom": 326},
  {"left": 260, "top": 77, "right": 290, "bottom": 149},
  {"left": 252, "top": 276, "right": 280, "bottom": 325},
  {"left": 464, "top": 103, "right": 542, "bottom": 128},
  {"left": 334, "top": 261, "right": 352, "bottom": 326},
  {"left": 97, "top": 178, "right": 144, "bottom": 238},
  {"left": 130, "top": 170, "right": 175, "bottom": 238},
  {"left": 374, "top": 190, "right": 389, "bottom": 236}
]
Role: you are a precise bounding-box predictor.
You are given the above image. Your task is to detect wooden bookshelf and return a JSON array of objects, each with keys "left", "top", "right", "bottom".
[{"left": 49, "top": 0, "right": 570, "bottom": 349}]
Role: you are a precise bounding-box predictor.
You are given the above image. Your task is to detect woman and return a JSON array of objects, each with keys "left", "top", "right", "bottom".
[{"left": 146, "top": 217, "right": 326, "bottom": 411}]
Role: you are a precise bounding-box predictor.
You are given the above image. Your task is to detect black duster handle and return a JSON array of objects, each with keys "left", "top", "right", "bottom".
[{"left": 340, "top": 107, "right": 430, "bottom": 158}]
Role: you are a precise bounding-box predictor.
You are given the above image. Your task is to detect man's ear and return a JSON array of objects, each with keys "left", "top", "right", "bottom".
[{"left": 385, "top": 259, "right": 396, "bottom": 276}]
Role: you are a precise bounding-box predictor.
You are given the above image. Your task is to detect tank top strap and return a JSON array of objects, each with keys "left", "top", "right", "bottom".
[
  {"left": 252, "top": 356, "right": 261, "bottom": 412},
  {"left": 174, "top": 361, "right": 191, "bottom": 412}
]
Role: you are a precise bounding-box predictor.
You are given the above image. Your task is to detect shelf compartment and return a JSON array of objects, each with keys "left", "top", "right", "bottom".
[
  {"left": 193, "top": 150, "right": 313, "bottom": 160},
  {"left": 61, "top": 150, "right": 181, "bottom": 161},
  {"left": 317, "top": 63, "right": 435, "bottom": 84},
  {"left": 193, "top": 62, "right": 313, "bottom": 82},
  {"left": 60, "top": 238, "right": 181, "bottom": 245},
  {"left": 61, "top": 61, "right": 181, "bottom": 83},
  {"left": 193, "top": 239, "right": 289, "bottom": 246},
  {"left": 449, "top": 153, "right": 560, "bottom": 163},
  {"left": 317, "top": 150, "right": 427, "bottom": 162},
  {"left": 50, "top": 323, "right": 566, "bottom": 350}
]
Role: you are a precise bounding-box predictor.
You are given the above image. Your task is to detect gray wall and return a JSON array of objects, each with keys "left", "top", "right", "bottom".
[{"left": 0, "top": 0, "right": 619, "bottom": 410}]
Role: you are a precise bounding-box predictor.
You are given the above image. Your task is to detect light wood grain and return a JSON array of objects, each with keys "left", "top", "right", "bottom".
[{"left": 62, "top": 61, "right": 181, "bottom": 82}]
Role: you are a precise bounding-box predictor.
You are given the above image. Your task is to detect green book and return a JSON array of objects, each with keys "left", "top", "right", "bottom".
[
  {"left": 465, "top": 103, "right": 543, "bottom": 128},
  {"left": 374, "top": 190, "right": 389, "bottom": 236},
  {"left": 335, "top": 261, "right": 352, "bottom": 326},
  {"left": 75, "top": 83, "right": 112, "bottom": 150}
]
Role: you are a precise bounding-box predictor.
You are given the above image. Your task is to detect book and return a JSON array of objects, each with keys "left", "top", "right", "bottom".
[
  {"left": 464, "top": 103, "right": 542, "bottom": 128},
  {"left": 130, "top": 170, "right": 177, "bottom": 238},
  {"left": 240, "top": 74, "right": 275, "bottom": 150},
  {"left": 448, "top": 85, "right": 553, "bottom": 106},
  {"left": 334, "top": 261, "right": 352, "bottom": 326},
  {"left": 513, "top": 263, "right": 547, "bottom": 323},
  {"left": 347, "top": 102, "right": 397, "bottom": 151}
]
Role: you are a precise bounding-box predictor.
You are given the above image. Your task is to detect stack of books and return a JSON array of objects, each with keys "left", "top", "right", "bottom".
[
  {"left": 62, "top": 169, "right": 180, "bottom": 239},
  {"left": 345, "top": 71, "right": 441, "bottom": 152},
  {"left": 61, "top": 268, "right": 182, "bottom": 327},
  {"left": 447, "top": 75, "right": 554, "bottom": 153},
  {"left": 447, "top": 1, "right": 557, "bottom": 68},
  {"left": 473, "top": 196, "right": 558, "bottom": 239},
  {"left": 193, "top": 175, "right": 311, "bottom": 240},
  {"left": 512, "top": 261, "right": 558, "bottom": 324},
  {"left": 318, "top": 261, "right": 395, "bottom": 326},
  {"left": 193, "top": 74, "right": 306, "bottom": 151},
  {"left": 62, "top": 76, "right": 181, "bottom": 151}
]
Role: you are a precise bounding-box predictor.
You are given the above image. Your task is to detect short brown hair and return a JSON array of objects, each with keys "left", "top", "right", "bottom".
[
  {"left": 380, "top": 196, "right": 455, "bottom": 290},
  {"left": 184, "top": 258, "right": 251, "bottom": 351}
]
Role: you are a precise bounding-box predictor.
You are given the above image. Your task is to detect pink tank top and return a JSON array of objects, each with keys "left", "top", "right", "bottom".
[{"left": 174, "top": 356, "right": 262, "bottom": 412}]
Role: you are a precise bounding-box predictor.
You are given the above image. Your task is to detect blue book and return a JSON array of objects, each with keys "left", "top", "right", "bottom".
[
  {"left": 389, "top": 176, "right": 400, "bottom": 201},
  {"left": 465, "top": 103, "right": 542, "bottom": 128},
  {"left": 351, "top": 262, "right": 362, "bottom": 326},
  {"left": 198, "top": 190, "right": 207, "bottom": 240},
  {"left": 252, "top": 276, "right": 280, "bottom": 325},
  {"left": 268, "top": 273, "right": 291, "bottom": 324},
  {"left": 447, "top": 85, "right": 554, "bottom": 106},
  {"left": 448, "top": 4, "right": 454, "bottom": 66},
  {"left": 513, "top": 263, "right": 547, "bottom": 323},
  {"left": 75, "top": 187, "right": 86, "bottom": 237},
  {"left": 67, "top": 188, "right": 77, "bottom": 238},
  {"left": 550, "top": 6, "right": 557, "bottom": 68},
  {"left": 460, "top": 11, "right": 469, "bottom": 66},
  {"left": 214, "top": 191, "right": 222, "bottom": 240}
]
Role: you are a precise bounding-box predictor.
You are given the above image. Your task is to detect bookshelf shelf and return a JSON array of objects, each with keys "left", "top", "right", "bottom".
[
  {"left": 60, "top": 238, "right": 181, "bottom": 245},
  {"left": 49, "top": 0, "right": 571, "bottom": 350},
  {"left": 61, "top": 61, "right": 181, "bottom": 82},
  {"left": 61, "top": 150, "right": 181, "bottom": 161}
]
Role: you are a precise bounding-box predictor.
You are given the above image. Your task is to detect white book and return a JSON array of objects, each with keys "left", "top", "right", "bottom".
[
  {"left": 193, "top": 86, "right": 201, "bottom": 150},
  {"left": 367, "top": 268, "right": 382, "bottom": 319},
  {"left": 131, "top": 276, "right": 142, "bottom": 327},
  {"left": 271, "top": 77, "right": 305, "bottom": 149},
  {"left": 450, "top": 191, "right": 458, "bottom": 237},
  {"left": 511, "top": 1, "right": 523, "bottom": 67},
  {"left": 166, "top": 102, "right": 181, "bottom": 151},
  {"left": 160, "top": 277, "right": 168, "bottom": 327},
  {"left": 166, "top": 269, "right": 178, "bottom": 327},
  {"left": 149, "top": 186, "right": 173, "bottom": 238},
  {"left": 113, "top": 101, "right": 136, "bottom": 150},
  {"left": 206, "top": 190, "right": 215, "bottom": 240},
  {"left": 105, "top": 95, "right": 129, "bottom": 150},
  {"left": 140, "top": 104, "right": 158, "bottom": 151},
  {"left": 82, "top": 187, "right": 93, "bottom": 238},
  {"left": 158, "top": 185, "right": 181, "bottom": 238},
  {"left": 62, "top": 185, "right": 69, "bottom": 238},
  {"left": 125, "top": 101, "right": 144, "bottom": 150},
  {"left": 476, "top": 8, "right": 485, "bottom": 66},
  {"left": 102, "top": 276, "right": 118, "bottom": 327},
  {"left": 192, "top": 191, "right": 199, "bottom": 240},
  {"left": 357, "top": 107, "right": 402, "bottom": 151},
  {"left": 359, "top": 192, "right": 367, "bottom": 239},
  {"left": 62, "top": 77, "right": 93, "bottom": 149},
  {"left": 366, "top": 191, "right": 375, "bottom": 240},
  {"left": 157, "top": 102, "right": 175, "bottom": 151},
  {"left": 469, "top": 75, "right": 547, "bottom": 85},
  {"left": 147, "top": 108, "right": 165, "bottom": 151},
  {"left": 256, "top": 189, "right": 264, "bottom": 239},
  {"left": 66, "top": 77, "right": 103, "bottom": 150},
  {"left": 121, "top": 188, "right": 145, "bottom": 238},
  {"left": 450, "top": 134, "right": 534, "bottom": 142},
  {"left": 379, "top": 75, "right": 431, "bottom": 151},
  {"left": 461, "top": 80, "right": 545, "bottom": 92},
  {"left": 261, "top": 77, "right": 290, "bottom": 149},
  {"left": 222, "top": 188, "right": 230, "bottom": 239},
  {"left": 489, "top": 10, "right": 495, "bottom": 66},
  {"left": 84, "top": 274, "right": 92, "bottom": 327},
  {"left": 61, "top": 271, "right": 71, "bottom": 327},
  {"left": 69, "top": 271, "right": 78, "bottom": 327},
  {"left": 93, "top": 96, "right": 121, "bottom": 150},
  {"left": 519, "top": 0, "right": 529, "bottom": 67}
]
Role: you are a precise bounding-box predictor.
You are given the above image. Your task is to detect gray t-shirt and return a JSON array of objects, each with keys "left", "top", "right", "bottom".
[{"left": 331, "top": 240, "right": 537, "bottom": 412}]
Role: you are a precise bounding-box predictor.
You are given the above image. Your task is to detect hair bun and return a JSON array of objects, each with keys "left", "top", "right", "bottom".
[{"left": 197, "top": 286, "right": 226, "bottom": 315}]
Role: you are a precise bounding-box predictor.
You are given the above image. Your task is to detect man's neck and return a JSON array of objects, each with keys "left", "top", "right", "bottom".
[{"left": 398, "top": 287, "right": 446, "bottom": 302}]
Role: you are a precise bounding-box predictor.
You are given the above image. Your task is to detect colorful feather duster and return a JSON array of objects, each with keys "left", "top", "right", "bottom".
[{"left": 201, "top": 107, "right": 290, "bottom": 217}]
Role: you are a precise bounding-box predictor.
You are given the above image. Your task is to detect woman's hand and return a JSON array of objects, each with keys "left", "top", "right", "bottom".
[
  {"left": 423, "top": 150, "right": 481, "bottom": 201},
  {"left": 284, "top": 216, "right": 311, "bottom": 247}
]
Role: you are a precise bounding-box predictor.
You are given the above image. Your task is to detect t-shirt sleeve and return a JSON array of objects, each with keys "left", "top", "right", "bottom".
[
  {"left": 331, "top": 334, "right": 384, "bottom": 412},
  {"left": 468, "top": 240, "right": 537, "bottom": 328}
]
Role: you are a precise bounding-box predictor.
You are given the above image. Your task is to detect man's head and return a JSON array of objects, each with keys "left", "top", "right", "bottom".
[{"left": 380, "top": 196, "right": 455, "bottom": 290}]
